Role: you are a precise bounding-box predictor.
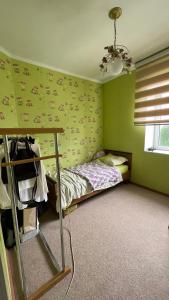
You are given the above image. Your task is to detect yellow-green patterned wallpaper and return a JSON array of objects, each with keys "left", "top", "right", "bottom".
[
  {"left": 0, "top": 52, "right": 18, "bottom": 128},
  {"left": 0, "top": 51, "right": 103, "bottom": 173}
]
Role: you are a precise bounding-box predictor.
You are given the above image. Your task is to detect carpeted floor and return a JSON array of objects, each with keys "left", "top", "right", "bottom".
[{"left": 21, "top": 183, "right": 169, "bottom": 300}]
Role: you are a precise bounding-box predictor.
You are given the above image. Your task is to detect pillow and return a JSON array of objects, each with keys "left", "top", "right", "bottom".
[
  {"left": 97, "top": 153, "right": 128, "bottom": 166},
  {"left": 92, "top": 150, "right": 105, "bottom": 160}
]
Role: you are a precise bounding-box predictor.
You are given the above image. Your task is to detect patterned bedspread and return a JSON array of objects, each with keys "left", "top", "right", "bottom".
[
  {"left": 55, "top": 169, "right": 91, "bottom": 211},
  {"left": 68, "top": 161, "right": 122, "bottom": 190},
  {"left": 53, "top": 162, "right": 123, "bottom": 211}
]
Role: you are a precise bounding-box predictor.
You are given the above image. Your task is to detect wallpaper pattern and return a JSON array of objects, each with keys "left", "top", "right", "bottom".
[
  {"left": 0, "top": 52, "right": 18, "bottom": 127},
  {"left": 0, "top": 51, "right": 103, "bottom": 173}
]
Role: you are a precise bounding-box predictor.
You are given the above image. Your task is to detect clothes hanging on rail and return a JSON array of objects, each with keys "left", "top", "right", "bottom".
[
  {"left": 0, "top": 140, "right": 48, "bottom": 210},
  {"left": 1, "top": 208, "right": 23, "bottom": 248}
]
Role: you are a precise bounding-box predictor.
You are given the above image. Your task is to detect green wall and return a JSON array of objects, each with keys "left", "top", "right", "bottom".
[
  {"left": 0, "top": 216, "right": 12, "bottom": 299},
  {"left": 1, "top": 48, "right": 169, "bottom": 194},
  {"left": 103, "top": 73, "right": 169, "bottom": 195},
  {"left": 0, "top": 51, "right": 103, "bottom": 173}
]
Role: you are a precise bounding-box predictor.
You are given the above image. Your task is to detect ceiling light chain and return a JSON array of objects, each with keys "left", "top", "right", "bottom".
[
  {"left": 114, "top": 20, "right": 117, "bottom": 49},
  {"left": 100, "top": 7, "right": 133, "bottom": 76}
]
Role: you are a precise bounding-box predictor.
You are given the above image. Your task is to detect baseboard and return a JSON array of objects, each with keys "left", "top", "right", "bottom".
[{"left": 130, "top": 181, "right": 169, "bottom": 198}]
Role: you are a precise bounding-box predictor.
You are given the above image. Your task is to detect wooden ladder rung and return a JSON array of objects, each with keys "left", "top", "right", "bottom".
[
  {"left": 1, "top": 154, "right": 62, "bottom": 167},
  {"left": 27, "top": 267, "right": 71, "bottom": 300}
]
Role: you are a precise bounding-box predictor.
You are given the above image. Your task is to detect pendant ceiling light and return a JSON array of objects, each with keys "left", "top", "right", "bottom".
[{"left": 100, "top": 7, "right": 133, "bottom": 76}]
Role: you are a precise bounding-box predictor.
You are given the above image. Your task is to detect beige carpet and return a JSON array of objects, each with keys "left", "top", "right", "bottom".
[{"left": 21, "top": 183, "right": 169, "bottom": 300}]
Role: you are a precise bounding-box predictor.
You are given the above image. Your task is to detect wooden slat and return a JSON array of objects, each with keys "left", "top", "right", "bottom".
[
  {"left": 135, "top": 84, "right": 169, "bottom": 100},
  {"left": 28, "top": 267, "right": 71, "bottom": 300},
  {"left": 135, "top": 55, "right": 169, "bottom": 125},
  {"left": 0, "top": 128, "right": 64, "bottom": 135},
  {"left": 135, "top": 96, "right": 169, "bottom": 108},
  {"left": 134, "top": 108, "right": 169, "bottom": 118},
  {"left": 1, "top": 154, "right": 62, "bottom": 167},
  {"left": 136, "top": 72, "right": 169, "bottom": 90},
  {"left": 134, "top": 119, "right": 169, "bottom": 125},
  {"left": 136, "top": 58, "right": 169, "bottom": 80}
]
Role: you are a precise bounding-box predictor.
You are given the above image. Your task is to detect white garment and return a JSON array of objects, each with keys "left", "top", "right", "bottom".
[{"left": 0, "top": 141, "right": 48, "bottom": 210}]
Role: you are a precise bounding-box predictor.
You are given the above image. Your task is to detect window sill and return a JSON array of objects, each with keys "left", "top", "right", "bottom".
[{"left": 145, "top": 149, "right": 169, "bottom": 155}]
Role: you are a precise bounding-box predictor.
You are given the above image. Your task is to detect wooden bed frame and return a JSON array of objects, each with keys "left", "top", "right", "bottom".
[{"left": 46, "top": 150, "right": 132, "bottom": 216}]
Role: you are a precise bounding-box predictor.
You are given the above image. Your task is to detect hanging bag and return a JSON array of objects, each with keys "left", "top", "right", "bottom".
[
  {"left": 2, "top": 138, "right": 40, "bottom": 204},
  {"left": 10, "top": 138, "right": 39, "bottom": 180}
]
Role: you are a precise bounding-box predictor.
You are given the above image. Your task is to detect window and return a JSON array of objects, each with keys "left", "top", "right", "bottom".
[
  {"left": 145, "top": 125, "right": 169, "bottom": 153},
  {"left": 156, "top": 125, "right": 169, "bottom": 149}
]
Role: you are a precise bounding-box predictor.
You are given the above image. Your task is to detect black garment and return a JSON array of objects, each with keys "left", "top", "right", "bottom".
[
  {"left": 1, "top": 138, "right": 39, "bottom": 205},
  {"left": 1, "top": 201, "right": 47, "bottom": 248},
  {"left": 1, "top": 209, "right": 23, "bottom": 248}
]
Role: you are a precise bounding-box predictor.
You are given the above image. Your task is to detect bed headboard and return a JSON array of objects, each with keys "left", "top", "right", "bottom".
[{"left": 104, "top": 149, "right": 132, "bottom": 171}]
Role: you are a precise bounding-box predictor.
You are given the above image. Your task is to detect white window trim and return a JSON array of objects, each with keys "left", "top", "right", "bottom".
[{"left": 145, "top": 125, "right": 169, "bottom": 154}]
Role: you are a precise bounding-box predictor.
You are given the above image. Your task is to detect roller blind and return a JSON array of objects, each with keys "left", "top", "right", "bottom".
[{"left": 134, "top": 55, "right": 169, "bottom": 125}]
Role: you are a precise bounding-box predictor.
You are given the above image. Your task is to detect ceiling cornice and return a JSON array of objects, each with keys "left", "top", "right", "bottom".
[
  {"left": 0, "top": 46, "right": 135, "bottom": 85},
  {"left": 0, "top": 46, "right": 102, "bottom": 84}
]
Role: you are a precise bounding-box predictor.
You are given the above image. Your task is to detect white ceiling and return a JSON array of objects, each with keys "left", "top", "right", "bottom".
[{"left": 0, "top": 0, "right": 169, "bottom": 82}]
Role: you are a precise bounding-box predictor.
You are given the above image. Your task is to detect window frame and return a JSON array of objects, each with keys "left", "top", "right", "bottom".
[
  {"left": 145, "top": 125, "right": 169, "bottom": 153},
  {"left": 154, "top": 125, "right": 169, "bottom": 151}
]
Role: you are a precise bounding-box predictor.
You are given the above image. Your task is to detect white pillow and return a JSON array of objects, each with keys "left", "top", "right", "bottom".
[
  {"left": 109, "top": 154, "right": 128, "bottom": 166},
  {"left": 97, "top": 153, "right": 128, "bottom": 166},
  {"left": 92, "top": 150, "right": 105, "bottom": 160}
]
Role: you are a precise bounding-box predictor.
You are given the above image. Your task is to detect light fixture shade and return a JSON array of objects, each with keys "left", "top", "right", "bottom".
[{"left": 107, "top": 58, "right": 124, "bottom": 75}]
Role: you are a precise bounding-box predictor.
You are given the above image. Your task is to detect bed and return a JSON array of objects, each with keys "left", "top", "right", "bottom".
[{"left": 46, "top": 150, "right": 132, "bottom": 216}]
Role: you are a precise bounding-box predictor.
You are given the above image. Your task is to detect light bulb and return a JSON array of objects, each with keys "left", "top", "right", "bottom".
[{"left": 107, "top": 58, "right": 124, "bottom": 75}]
